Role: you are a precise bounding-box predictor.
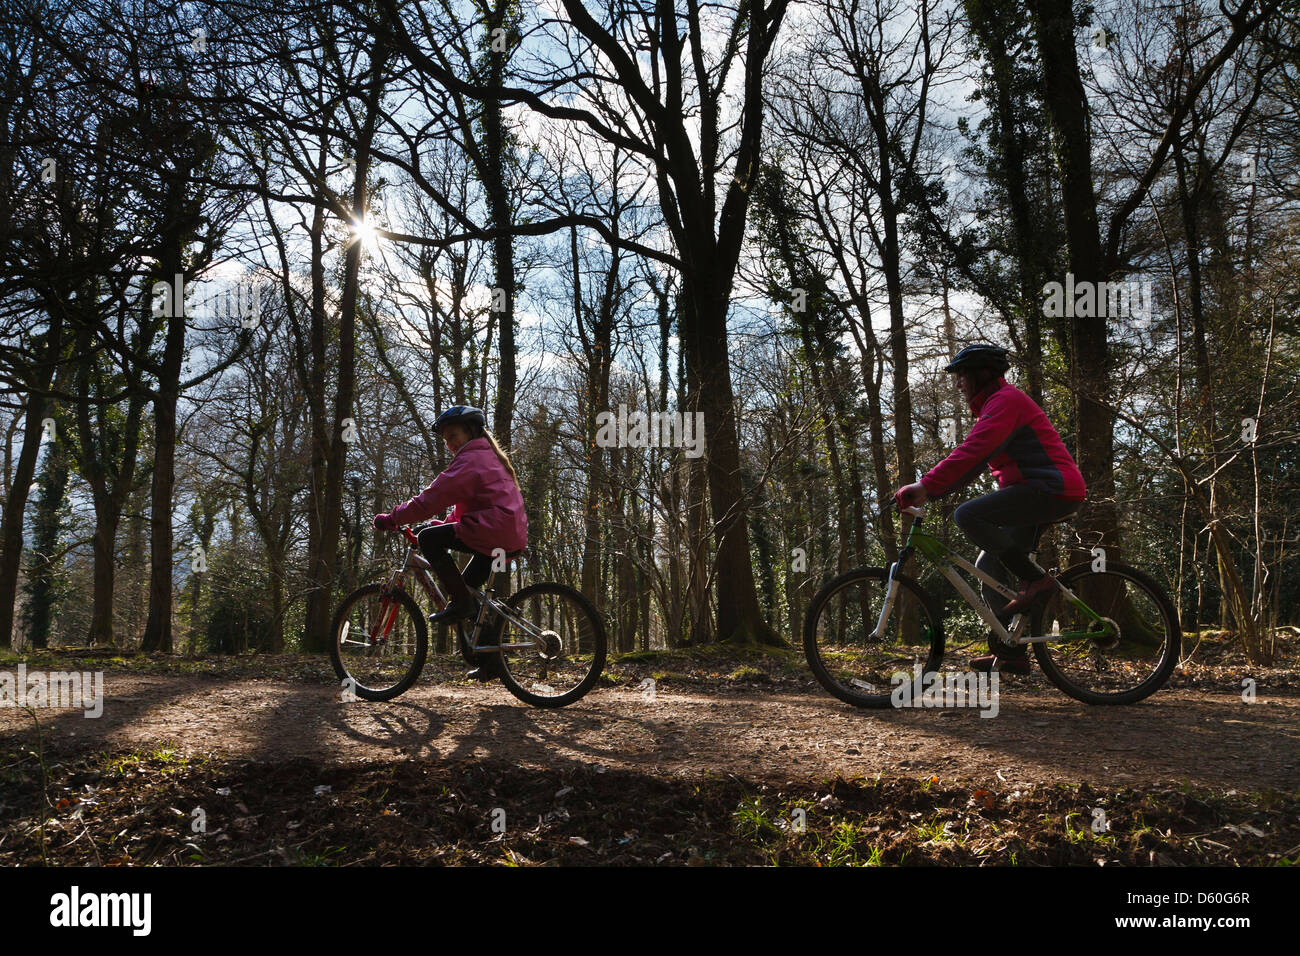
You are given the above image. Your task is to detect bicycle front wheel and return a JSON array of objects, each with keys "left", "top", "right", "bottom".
[
  {"left": 329, "top": 583, "right": 429, "bottom": 701},
  {"left": 803, "top": 567, "right": 944, "bottom": 708},
  {"left": 495, "top": 582, "right": 606, "bottom": 708},
  {"left": 1030, "top": 562, "right": 1179, "bottom": 705}
]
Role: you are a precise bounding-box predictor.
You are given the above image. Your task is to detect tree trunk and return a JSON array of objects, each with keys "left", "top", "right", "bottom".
[
  {"left": 72, "top": 310, "right": 146, "bottom": 648},
  {"left": 126, "top": 492, "right": 148, "bottom": 641},
  {"left": 575, "top": 225, "right": 614, "bottom": 609},
  {"left": 301, "top": 187, "right": 332, "bottom": 651},
  {"left": 22, "top": 431, "right": 69, "bottom": 648},
  {"left": 266, "top": 549, "right": 286, "bottom": 653},
  {"left": 186, "top": 490, "right": 218, "bottom": 655},
  {"left": 302, "top": 40, "right": 386, "bottom": 651},
  {"left": 0, "top": 396, "right": 45, "bottom": 648},
  {"left": 141, "top": 287, "right": 187, "bottom": 652},
  {"left": 1030, "top": 0, "right": 1121, "bottom": 564},
  {"left": 661, "top": 298, "right": 686, "bottom": 648},
  {"left": 682, "top": 283, "right": 782, "bottom": 645},
  {"left": 483, "top": 0, "right": 517, "bottom": 447}
]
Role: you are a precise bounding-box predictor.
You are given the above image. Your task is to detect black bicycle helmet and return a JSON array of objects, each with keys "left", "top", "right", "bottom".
[
  {"left": 434, "top": 405, "right": 487, "bottom": 435},
  {"left": 944, "top": 343, "right": 1011, "bottom": 375}
]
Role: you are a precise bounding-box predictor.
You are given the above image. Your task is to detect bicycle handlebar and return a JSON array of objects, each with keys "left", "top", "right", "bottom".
[
  {"left": 882, "top": 497, "right": 925, "bottom": 517},
  {"left": 380, "top": 521, "right": 439, "bottom": 546}
]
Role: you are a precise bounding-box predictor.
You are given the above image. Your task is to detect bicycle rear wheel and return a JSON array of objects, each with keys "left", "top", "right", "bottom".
[
  {"left": 495, "top": 582, "right": 606, "bottom": 708},
  {"left": 329, "top": 583, "right": 429, "bottom": 701},
  {"left": 1030, "top": 562, "right": 1179, "bottom": 705},
  {"left": 803, "top": 567, "right": 944, "bottom": 708}
]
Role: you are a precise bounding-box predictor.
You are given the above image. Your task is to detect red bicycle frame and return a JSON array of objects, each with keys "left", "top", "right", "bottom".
[{"left": 367, "top": 526, "right": 450, "bottom": 646}]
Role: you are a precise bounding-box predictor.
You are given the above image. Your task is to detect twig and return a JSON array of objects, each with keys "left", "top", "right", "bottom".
[
  {"left": 24, "top": 706, "right": 51, "bottom": 866},
  {"left": 222, "top": 846, "right": 281, "bottom": 865},
  {"left": 58, "top": 823, "right": 104, "bottom": 865}
]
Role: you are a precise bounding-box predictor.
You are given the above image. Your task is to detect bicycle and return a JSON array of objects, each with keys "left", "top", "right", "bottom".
[
  {"left": 803, "top": 500, "right": 1180, "bottom": 707},
  {"left": 329, "top": 524, "right": 607, "bottom": 707}
]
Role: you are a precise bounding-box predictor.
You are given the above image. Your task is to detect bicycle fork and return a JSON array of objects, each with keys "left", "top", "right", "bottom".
[
  {"left": 871, "top": 560, "right": 904, "bottom": 641},
  {"left": 370, "top": 572, "right": 407, "bottom": 646}
]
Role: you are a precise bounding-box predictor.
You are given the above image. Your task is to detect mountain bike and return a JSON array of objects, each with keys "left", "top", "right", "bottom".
[
  {"left": 803, "top": 501, "right": 1180, "bottom": 707},
  {"left": 329, "top": 524, "right": 607, "bottom": 708}
]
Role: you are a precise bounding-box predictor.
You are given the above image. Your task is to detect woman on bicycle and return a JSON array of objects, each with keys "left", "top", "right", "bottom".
[
  {"left": 373, "top": 406, "right": 527, "bottom": 677},
  {"left": 893, "top": 344, "right": 1086, "bottom": 673}
]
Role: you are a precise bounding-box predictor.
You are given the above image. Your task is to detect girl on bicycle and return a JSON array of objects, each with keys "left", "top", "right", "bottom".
[
  {"left": 893, "top": 344, "right": 1086, "bottom": 673},
  {"left": 373, "top": 406, "right": 527, "bottom": 676}
]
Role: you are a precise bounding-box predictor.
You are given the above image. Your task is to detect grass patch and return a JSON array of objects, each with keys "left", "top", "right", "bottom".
[{"left": 102, "top": 742, "right": 204, "bottom": 777}]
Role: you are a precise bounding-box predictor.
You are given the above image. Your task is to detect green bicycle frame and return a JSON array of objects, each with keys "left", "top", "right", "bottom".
[{"left": 872, "top": 506, "right": 1116, "bottom": 648}]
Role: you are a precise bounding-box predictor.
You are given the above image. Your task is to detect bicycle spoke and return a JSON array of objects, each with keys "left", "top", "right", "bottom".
[
  {"left": 804, "top": 569, "right": 943, "bottom": 708},
  {"left": 330, "top": 586, "right": 427, "bottom": 699},
  {"left": 497, "top": 583, "right": 605, "bottom": 705},
  {"left": 1033, "top": 565, "right": 1178, "bottom": 704}
]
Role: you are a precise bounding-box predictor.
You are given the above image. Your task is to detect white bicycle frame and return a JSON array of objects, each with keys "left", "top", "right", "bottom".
[
  {"left": 872, "top": 504, "right": 1099, "bottom": 648},
  {"left": 391, "top": 540, "right": 552, "bottom": 655}
]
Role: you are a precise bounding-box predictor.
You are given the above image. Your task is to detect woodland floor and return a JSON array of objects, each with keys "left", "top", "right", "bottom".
[{"left": 1, "top": 638, "right": 1298, "bottom": 866}]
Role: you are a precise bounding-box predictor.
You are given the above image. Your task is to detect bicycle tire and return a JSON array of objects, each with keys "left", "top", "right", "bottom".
[
  {"left": 495, "top": 582, "right": 606, "bottom": 708},
  {"left": 803, "top": 566, "right": 945, "bottom": 709},
  {"left": 1030, "top": 562, "right": 1179, "bottom": 705},
  {"left": 329, "top": 583, "right": 429, "bottom": 701}
]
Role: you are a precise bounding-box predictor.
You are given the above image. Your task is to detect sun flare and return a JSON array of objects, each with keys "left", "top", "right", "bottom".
[{"left": 350, "top": 216, "right": 381, "bottom": 253}]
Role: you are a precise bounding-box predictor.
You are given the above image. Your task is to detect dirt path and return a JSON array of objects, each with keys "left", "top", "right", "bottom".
[{"left": 5, "top": 670, "right": 1297, "bottom": 792}]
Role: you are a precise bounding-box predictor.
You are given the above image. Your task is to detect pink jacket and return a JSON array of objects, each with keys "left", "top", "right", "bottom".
[
  {"left": 920, "top": 378, "right": 1086, "bottom": 501},
  {"left": 390, "top": 437, "right": 528, "bottom": 554}
]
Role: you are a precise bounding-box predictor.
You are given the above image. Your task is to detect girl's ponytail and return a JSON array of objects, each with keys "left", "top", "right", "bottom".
[{"left": 484, "top": 432, "right": 520, "bottom": 489}]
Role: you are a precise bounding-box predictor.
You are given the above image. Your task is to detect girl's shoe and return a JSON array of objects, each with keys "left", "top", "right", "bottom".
[
  {"left": 431, "top": 596, "right": 479, "bottom": 624},
  {"left": 999, "top": 576, "right": 1058, "bottom": 618}
]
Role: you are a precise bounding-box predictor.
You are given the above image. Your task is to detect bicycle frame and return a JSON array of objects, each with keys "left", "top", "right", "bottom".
[
  {"left": 375, "top": 527, "right": 557, "bottom": 657},
  {"left": 875, "top": 504, "right": 1116, "bottom": 648}
]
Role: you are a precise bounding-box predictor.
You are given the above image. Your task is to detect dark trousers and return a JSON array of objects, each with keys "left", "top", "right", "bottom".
[
  {"left": 953, "top": 485, "right": 1079, "bottom": 612},
  {"left": 417, "top": 523, "right": 493, "bottom": 597}
]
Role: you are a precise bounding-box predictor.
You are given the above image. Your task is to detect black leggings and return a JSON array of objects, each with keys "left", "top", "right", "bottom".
[
  {"left": 416, "top": 523, "right": 493, "bottom": 591},
  {"left": 953, "top": 485, "right": 1079, "bottom": 609}
]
